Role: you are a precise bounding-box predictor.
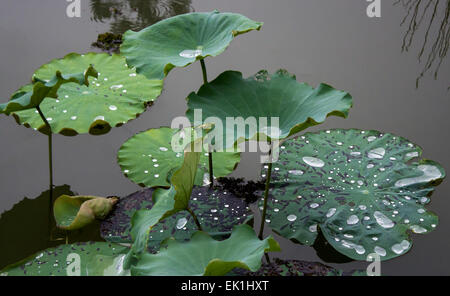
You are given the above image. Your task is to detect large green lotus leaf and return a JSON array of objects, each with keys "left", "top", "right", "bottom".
[
  {"left": 125, "top": 148, "right": 200, "bottom": 266},
  {"left": 1, "top": 242, "right": 129, "bottom": 276},
  {"left": 54, "top": 195, "right": 118, "bottom": 230},
  {"left": 131, "top": 224, "right": 280, "bottom": 276},
  {"left": 100, "top": 187, "right": 253, "bottom": 250},
  {"left": 0, "top": 66, "right": 97, "bottom": 115},
  {"left": 186, "top": 70, "right": 353, "bottom": 149},
  {"left": 261, "top": 129, "right": 445, "bottom": 261},
  {"left": 11, "top": 53, "right": 163, "bottom": 136},
  {"left": 118, "top": 127, "right": 240, "bottom": 187},
  {"left": 120, "top": 11, "right": 262, "bottom": 80}
]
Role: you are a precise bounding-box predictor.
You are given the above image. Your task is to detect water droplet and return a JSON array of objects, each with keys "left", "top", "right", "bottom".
[
  {"left": 374, "top": 211, "right": 394, "bottom": 228},
  {"left": 287, "top": 214, "right": 297, "bottom": 222},
  {"left": 392, "top": 240, "right": 410, "bottom": 254},
  {"left": 154, "top": 174, "right": 159, "bottom": 178},
  {"left": 410, "top": 225, "right": 427, "bottom": 233},
  {"left": 110, "top": 84, "right": 123, "bottom": 90},
  {"left": 94, "top": 115, "right": 105, "bottom": 121},
  {"left": 310, "top": 203, "right": 319, "bottom": 209},
  {"left": 288, "top": 170, "right": 304, "bottom": 175},
  {"left": 159, "top": 147, "right": 168, "bottom": 152},
  {"left": 374, "top": 246, "right": 386, "bottom": 256},
  {"left": 71, "top": 116, "right": 77, "bottom": 120},
  {"left": 109, "top": 105, "right": 117, "bottom": 111},
  {"left": 179, "top": 49, "right": 203, "bottom": 58},
  {"left": 406, "top": 151, "right": 419, "bottom": 158},
  {"left": 302, "top": 156, "right": 325, "bottom": 168},
  {"left": 176, "top": 218, "right": 188, "bottom": 229},
  {"left": 417, "top": 208, "right": 425, "bottom": 214},
  {"left": 367, "top": 136, "right": 377, "bottom": 142},
  {"left": 326, "top": 208, "right": 336, "bottom": 218},
  {"left": 347, "top": 215, "right": 359, "bottom": 225},
  {"left": 395, "top": 165, "right": 442, "bottom": 187},
  {"left": 129, "top": 73, "right": 137, "bottom": 77},
  {"left": 367, "top": 164, "right": 374, "bottom": 169},
  {"left": 368, "top": 148, "right": 386, "bottom": 159},
  {"left": 309, "top": 224, "right": 318, "bottom": 232}
]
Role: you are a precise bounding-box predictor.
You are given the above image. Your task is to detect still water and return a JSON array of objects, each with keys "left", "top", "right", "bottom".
[{"left": 0, "top": 0, "right": 449, "bottom": 275}]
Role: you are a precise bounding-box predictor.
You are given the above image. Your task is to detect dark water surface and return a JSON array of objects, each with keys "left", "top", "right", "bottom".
[{"left": 0, "top": 0, "right": 449, "bottom": 275}]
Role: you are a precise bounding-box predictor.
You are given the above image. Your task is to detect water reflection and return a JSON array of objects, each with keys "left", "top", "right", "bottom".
[
  {"left": 396, "top": 0, "right": 449, "bottom": 87},
  {"left": 90, "top": 0, "right": 193, "bottom": 34},
  {"left": 0, "top": 185, "right": 103, "bottom": 269}
]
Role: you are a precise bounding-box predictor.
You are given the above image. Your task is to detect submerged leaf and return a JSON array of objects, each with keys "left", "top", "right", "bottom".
[
  {"left": 121, "top": 11, "right": 262, "bottom": 80},
  {"left": 100, "top": 187, "right": 253, "bottom": 250},
  {"left": 0, "top": 65, "right": 97, "bottom": 115},
  {"left": 131, "top": 224, "right": 280, "bottom": 276},
  {"left": 11, "top": 53, "right": 163, "bottom": 136},
  {"left": 1, "top": 242, "right": 128, "bottom": 276},
  {"left": 118, "top": 127, "right": 240, "bottom": 187},
  {"left": 262, "top": 129, "right": 445, "bottom": 261},
  {"left": 187, "top": 70, "right": 353, "bottom": 149},
  {"left": 54, "top": 195, "right": 118, "bottom": 230}
]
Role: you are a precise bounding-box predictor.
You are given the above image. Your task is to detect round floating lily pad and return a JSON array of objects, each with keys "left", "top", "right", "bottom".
[
  {"left": 261, "top": 129, "right": 445, "bottom": 261},
  {"left": 118, "top": 127, "right": 240, "bottom": 187},
  {"left": 11, "top": 53, "right": 163, "bottom": 136},
  {"left": 54, "top": 195, "right": 118, "bottom": 230},
  {"left": 1, "top": 242, "right": 128, "bottom": 276},
  {"left": 131, "top": 224, "right": 280, "bottom": 276},
  {"left": 100, "top": 186, "right": 253, "bottom": 252},
  {"left": 121, "top": 11, "right": 262, "bottom": 80},
  {"left": 187, "top": 70, "right": 353, "bottom": 149}
]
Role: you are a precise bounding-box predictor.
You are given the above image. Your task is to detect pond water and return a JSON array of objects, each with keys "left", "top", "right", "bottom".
[{"left": 0, "top": 0, "right": 449, "bottom": 275}]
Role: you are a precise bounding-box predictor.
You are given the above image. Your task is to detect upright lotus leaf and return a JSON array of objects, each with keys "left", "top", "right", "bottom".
[
  {"left": 1, "top": 242, "right": 128, "bottom": 276},
  {"left": 262, "top": 129, "right": 445, "bottom": 261},
  {"left": 53, "top": 195, "right": 118, "bottom": 230},
  {"left": 100, "top": 187, "right": 253, "bottom": 249},
  {"left": 121, "top": 11, "right": 263, "bottom": 80},
  {"left": 131, "top": 224, "right": 280, "bottom": 276},
  {"left": 0, "top": 65, "right": 97, "bottom": 115},
  {"left": 187, "top": 70, "right": 353, "bottom": 149},
  {"left": 125, "top": 147, "right": 200, "bottom": 266},
  {"left": 118, "top": 127, "right": 240, "bottom": 187},
  {"left": 11, "top": 53, "right": 163, "bottom": 136}
]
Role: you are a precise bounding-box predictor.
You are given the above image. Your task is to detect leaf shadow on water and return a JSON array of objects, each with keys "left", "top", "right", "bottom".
[{"left": 0, "top": 185, "right": 103, "bottom": 269}]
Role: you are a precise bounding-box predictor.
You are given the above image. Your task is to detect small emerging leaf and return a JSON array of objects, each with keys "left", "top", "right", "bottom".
[
  {"left": 54, "top": 195, "right": 118, "bottom": 230},
  {"left": 131, "top": 224, "right": 280, "bottom": 276}
]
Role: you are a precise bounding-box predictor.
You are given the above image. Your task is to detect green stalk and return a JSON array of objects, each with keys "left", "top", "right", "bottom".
[
  {"left": 187, "top": 208, "right": 203, "bottom": 231},
  {"left": 200, "top": 58, "right": 214, "bottom": 188},
  {"left": 36, "top": 106, "right": 54, "bottom": 234},
  {"left": 258, "top": 161, "right": 272, "bottom": 240}
]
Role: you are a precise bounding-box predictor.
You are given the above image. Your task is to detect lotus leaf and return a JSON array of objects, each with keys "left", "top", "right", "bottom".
[
  {"left": 1, "top": 242, "right": 128, "bottom": 276},
  {"left": 53, "top": 195, "right": 118, "bottom": 230},
  {"left": 0, "top": 66, "right": 97, "bottom": 115},
  {"left": 11, "top": 53, "right": 163, "bottom": 136},
  {"left": 261, "top": 129, "right": 445, "bottom": 261},
  {"left": 186, "top": 70, "right": 353, "bottom": 149},
  {"left": 100, "top": 187, "right": 253, "bottom": 250},
  {"left": 118, "top": 127, "right": 240, "bottom": 187},
  {"left": 131, "top": 224, "right": 280, "bottom": 276},
  {"left": 120, "top": 11, "right": 262, "bottom": 80}
]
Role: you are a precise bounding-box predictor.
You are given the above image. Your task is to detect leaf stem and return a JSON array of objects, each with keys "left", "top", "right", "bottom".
[
  {"left": 200, "top": 58, "right": 214, "bottom": 188},
  {"left": 258, "top": 161, "right": 272, "bottom": 240},
  {"left": 36, "top": 106, "right": 54, "bottom": 219},
  {"left": 187, "top": 207, "right": 203, "bottom": 231}
]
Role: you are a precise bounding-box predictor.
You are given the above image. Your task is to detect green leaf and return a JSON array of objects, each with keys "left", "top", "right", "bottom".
[
  {"left": 1, "top": 242, "right": 128, "bottom": 276},
  {"left": 0, "top": 65, "right": 97, "bottom": 115},
  {"left": 125, "top": 147, "right": 201, "bottom": 266},
  {"left": 262, "top": 129, "right": 445, "bottom": 261},
  {"left": 131, "top": 224, "right": 280, "bottom": 276},
  {"left": 54, "top": 195, "right": 118, "bottom": 230},
  {"left": 186, "top": 70, "right": 353, "bottom": 149},
  {"left": 100, "top": 187, "right": 253, "bottom": 249},
  {"left": 118, "top": 127, "right": 240, "bottom": 187},
  {"left": 11, "top": 53, "right": 163, "bottom": 136},
  {"left": 121, "top": 11, "right": 262, "bottom": 80}
]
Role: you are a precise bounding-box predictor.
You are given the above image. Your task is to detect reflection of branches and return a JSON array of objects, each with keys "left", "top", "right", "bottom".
[
  {"left": 395, "top": 0, "right": 449, "bottom": 88},
  {"left": 90, "top": 0, "right": 193, "bottom": 34}
]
